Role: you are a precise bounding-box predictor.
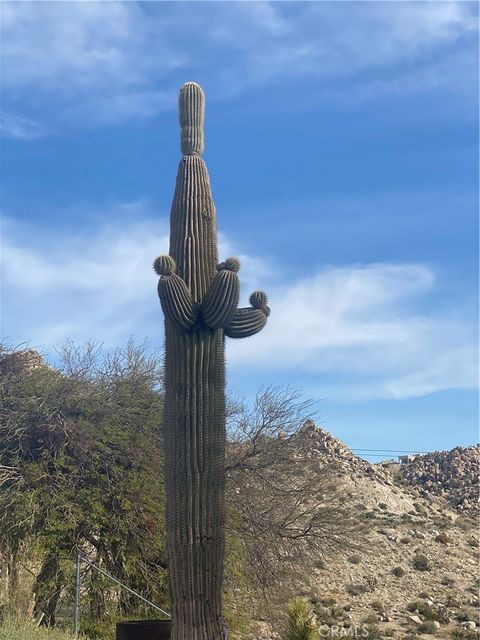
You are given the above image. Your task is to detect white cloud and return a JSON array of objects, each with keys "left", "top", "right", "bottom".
[
  {"left": 1, "top": 1, "right": 476, "bottom": 131},
  {"left": 2, "top": 211, "right": 477, "bottom": 400},
  {"left": 227, "top": 264, "right": 477, "bottom": 400}
]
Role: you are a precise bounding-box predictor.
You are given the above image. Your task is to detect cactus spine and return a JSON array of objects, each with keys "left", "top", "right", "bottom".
[{"left": 154, "top": 83, "right": 269, "bottom": 640}]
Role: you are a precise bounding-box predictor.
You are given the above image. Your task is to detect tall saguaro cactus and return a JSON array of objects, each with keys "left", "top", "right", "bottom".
[{"left": 154, "top": 82, "right": 270, "bottom": 640}]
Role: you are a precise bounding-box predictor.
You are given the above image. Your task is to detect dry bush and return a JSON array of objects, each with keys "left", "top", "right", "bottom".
[{"left": 225, "top": 387, "right": 366, "bottom": 604}]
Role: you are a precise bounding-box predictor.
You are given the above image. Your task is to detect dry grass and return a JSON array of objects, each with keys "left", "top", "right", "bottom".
[{"left": 0, "top": 619, "right": 78, "bottom": 640}]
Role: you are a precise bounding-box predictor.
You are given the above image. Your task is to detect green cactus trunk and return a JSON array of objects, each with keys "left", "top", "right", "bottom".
[
  {"left": 155, "top": 83, "right": 270, "bottom": 640},
  {"left": 164, "top": 148, "right": 225, "bottom": 640}
]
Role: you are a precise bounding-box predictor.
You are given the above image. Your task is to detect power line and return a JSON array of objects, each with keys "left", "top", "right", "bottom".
[
  {"left": 351, "top": 448, "right": 428, "bottom": 454},
  {"left": 353, "top": 453, "right": 411, "bottom": 458}
]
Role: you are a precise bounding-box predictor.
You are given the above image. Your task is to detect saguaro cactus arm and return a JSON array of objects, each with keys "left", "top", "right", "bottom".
[
  {"left": 154, "top": 255, "right": 197, "bottom": 330},
  {"left": 224, "top": 290, "right": 270, "bottom": 339},
  {"left": 202, "top": 258, "right": 240, "bottom": 329}
]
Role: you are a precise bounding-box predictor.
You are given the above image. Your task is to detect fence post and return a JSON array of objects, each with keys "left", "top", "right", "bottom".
[{"left": 74, "top": 551, "right": 81, "bottom": 636}]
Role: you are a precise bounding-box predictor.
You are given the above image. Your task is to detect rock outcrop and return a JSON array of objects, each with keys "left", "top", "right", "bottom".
[{"left": 398, "top": 446, "right": 479, "bottom": 512}]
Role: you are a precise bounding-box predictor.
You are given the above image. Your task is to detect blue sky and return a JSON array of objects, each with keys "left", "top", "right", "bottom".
[{"left": 1, "top": 1, "right": 478, "bottom": 459}]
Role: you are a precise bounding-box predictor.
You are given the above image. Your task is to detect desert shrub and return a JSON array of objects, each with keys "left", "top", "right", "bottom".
[
  {"left": 392, "top": 566, "right": 405, "bottom": 577},
  {"left": 418, "top": 621, "right": 438, "bottom": 634},
  {"left": 455, "top": 517, "right": 474, "bottom": 532},
  {"left": 413, "top": 503, "right": 428, "bottom": 515},
  {"left": 407, "top": 601, "right": 443, "bottom": 622},
  {"left": 314, "top": 605, "right": 343, "bottom": 628},
  {"left": 456, "top": 611, "right": 475, "bottom": 622},
  {"left": 446, "top": 596, "right": 461, "bottom": 608},
  {"left": 436, "top": 532, "right": 452, "bottom": 544},
  {"left": 364, "top": 575, "right": 378, "bottom": 592},
  {"left": 346, "top": 584, "right": 368, "bottom": 597},
  {"left": 285, "top": 598, "right": 317, "bottom": 640},
  {"left": 442, "top": 576, "right": 456, "bottom": 587},
  {"left": 347, "top": 554, "right": 361, "bottom": 564},
  {"left": 363, "top": 624, "right": 383, "bottom": 639},
  {"left": 451, "top": 630, "right": 479, "bottom": 640},
  {"left": 371, "top": 600, "right": 386, "bottom": 613},
  {"left": 227, "top": 387, "right": 366, "bottom": 599},
  {"left": 318, "top": 597, "right": 336, "bottom": 607},
  {"left": 418, "top": 591, "right": 430, "bottom": 599},
  {"left": 413, "top": 554, "right": 430, "bottom": 571}
]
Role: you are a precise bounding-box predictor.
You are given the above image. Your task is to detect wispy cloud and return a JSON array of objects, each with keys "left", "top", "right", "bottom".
[
  {"left": 1, "top": 1, "right": 476, "bottom": 132},
  {"left": 2, "top": 210, "right": 476, "bottom": 400},
  {"left": 228, "top": 264, "right": 477, "bottom": 400},
  {"left": 0, "top": 112, "right": 45, "bottom": 140}
]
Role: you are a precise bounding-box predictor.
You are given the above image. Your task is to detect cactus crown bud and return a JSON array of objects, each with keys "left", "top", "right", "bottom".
[
  {"left": 217, "top": 257, "right": 240, "bottom": 273},
  {"left": 250, "top": 290, "right": 268, "bottom": 309},
  {"left": 154, "top": 255, "right": 176, "bottom": 276},
  {"left": 179, "top": 82, "right": 205, "bottom": 156}
]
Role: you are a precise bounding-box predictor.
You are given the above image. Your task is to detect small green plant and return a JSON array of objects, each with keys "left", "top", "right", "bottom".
[
  {"left": 392, "top": 566, "right": 405, "bottom": 577},
  {"left": 413, "top": 553, "right": 430, "bottom": 571},
  {"left": 285, "top": 598, "right": 317, "bottom": 640}
]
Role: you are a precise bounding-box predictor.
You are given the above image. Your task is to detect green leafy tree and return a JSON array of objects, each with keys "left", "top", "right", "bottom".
[{"left": 0, "top": 341, "right": 168, "bottom": 627}]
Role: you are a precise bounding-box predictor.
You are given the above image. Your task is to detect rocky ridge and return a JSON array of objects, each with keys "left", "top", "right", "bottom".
[
  {"left": 252, "top": 422, "right": 480, "bottom": 640},
  {"left": 398, "top": 446, "right": 479, "bottom": 513}
]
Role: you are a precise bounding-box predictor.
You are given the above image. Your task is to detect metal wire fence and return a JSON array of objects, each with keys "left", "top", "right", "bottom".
[{"left": 72, "top": 552, "right": 170, "bottom": 636}]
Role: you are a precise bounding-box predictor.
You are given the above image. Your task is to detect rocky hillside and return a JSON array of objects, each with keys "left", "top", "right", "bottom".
[
  {"left": 252, "top": 422, "right": 480, "bottom": 640},
  {"left": 398, "top": 446, "right": 479, "bottom": 513}
]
